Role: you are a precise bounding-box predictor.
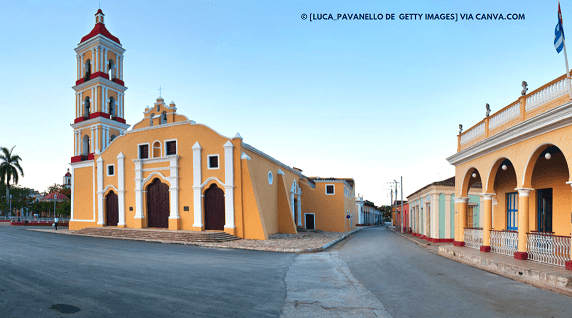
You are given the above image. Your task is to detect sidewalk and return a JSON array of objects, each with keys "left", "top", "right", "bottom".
[{"left": 390, "top": 228, "right": 572, "bottom": 297}]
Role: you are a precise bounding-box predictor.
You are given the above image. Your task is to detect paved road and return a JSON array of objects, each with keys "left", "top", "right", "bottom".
[
  {"left": 0, "top": 227, "right": 295, "bottom": 317},
  {"left": 340, "top": 227, "right": 572, "bottom": 318}
]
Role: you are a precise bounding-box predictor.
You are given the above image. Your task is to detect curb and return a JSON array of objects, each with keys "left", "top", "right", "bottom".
[{"left": 25, "top": 227, "right": 365, "bottom": 253}]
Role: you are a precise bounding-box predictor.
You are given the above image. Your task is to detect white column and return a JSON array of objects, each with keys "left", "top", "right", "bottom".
[
  {"left": 80, "top": 91, "right": 83, "bottom": 117},
  {"left": 90, "top": 127, "right": 94, "bottom": 153},
  {"left": 92, "top": 48, "right": 97, "bottom": 73},
  {"left": 117, "top": 152, "right": 126, "bottom": 226},
  {"left": 76, "top": 55, "right": 80, "bottom": 80},
  {"left": 95, "top": 126, "right": 99, "bottom": 153},
  {"left": 298, "top": 189, "right": 302, "bottom": 226},
  {"left": 169, "top": 155, "right": 180, "bottom": 221},
  {"left": 192, "top": 142, "right": 203, "bottom": 228},
  {"left": 223, "top": 141, "right": 235, "bottom": 229},
  {"left": 120, "top": 93, "right": 123, "bottom": 118},
  {"left": 134, "top": 159, "right": 143, "bottom": 219},
  {"left": 103, "top": 87, "right": 107, "bottom": 113},
  {"left": 80, "top": 54, "right": 84, "bottom": 78},
  {"left": 445, "top": 194, "right": 452, "bottom": 238},
  {"left": 115, "top": 56, "right": 119, "bottom": 79},
  {"left": 96, "top": 157, "right": 104, "bottom": 225},
  {"left": 120, "top": 56, "right": 124, "bottom": 80},
  {"left": 104, "top": 48, "right": 108, "bottom": 75}
]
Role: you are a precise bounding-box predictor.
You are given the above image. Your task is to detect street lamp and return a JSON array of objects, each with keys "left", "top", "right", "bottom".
[
  {"left": 53, "top": 194, "right": 57, "bottom": 220},
  {"left": 9, "top": 194, "right": 12, "bottom": 219}
]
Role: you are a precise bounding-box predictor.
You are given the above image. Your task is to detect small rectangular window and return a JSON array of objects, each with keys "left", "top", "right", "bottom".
[
  {"left": 166, "top": 141, "right": 177, "bottom": 155},
  {"left": 139, "top": 144, "right": 149, "bottom": 159},
  {"left": 326, "top": 184, "right": 335, "bottom": 195},
  {"left": 107, "top": 165, "right": 115, "bottom": 176},
  {"left": 208, "top": 155, "right": 219, "bottom": 169}
]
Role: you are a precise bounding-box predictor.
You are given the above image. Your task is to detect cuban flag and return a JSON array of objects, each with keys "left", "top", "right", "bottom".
[{"left": 556, "top": 1, "right": 565, "bottom": 53}]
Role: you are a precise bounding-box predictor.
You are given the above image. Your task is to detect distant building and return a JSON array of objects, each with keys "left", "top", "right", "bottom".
[
  {"left": 407, "top": 177, "right": 481, "bottom": 243},
  {"left": 63, "top": 169, "right": 71, "bottom": 189}
]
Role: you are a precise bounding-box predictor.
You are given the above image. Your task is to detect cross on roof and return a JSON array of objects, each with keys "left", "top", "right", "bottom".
[{"left": 158, "top": 85, "right": 163, "bottom": 97}]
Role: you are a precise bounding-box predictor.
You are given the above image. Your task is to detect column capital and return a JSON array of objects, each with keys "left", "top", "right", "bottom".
[
  {"left": 515, "top": 188, "right": 534, "bottom": 196},
  {"left": 453, "top": 197, "right": 469, "bottom": 203},
  {"left": 566, "top": 181, "right": 572, "bottom": 188},
  {"left": 480, "top": 193, "right": 495, "bottom": 200}
]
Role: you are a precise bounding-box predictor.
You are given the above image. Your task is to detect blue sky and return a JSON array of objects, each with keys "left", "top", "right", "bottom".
[{"left": 0, "top": 1, "right": 567, "bottom": 205}]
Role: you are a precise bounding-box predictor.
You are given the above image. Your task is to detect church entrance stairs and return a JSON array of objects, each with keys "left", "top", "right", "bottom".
[{"left": 74, "top": 227, "right": 240, "bottom": 243}]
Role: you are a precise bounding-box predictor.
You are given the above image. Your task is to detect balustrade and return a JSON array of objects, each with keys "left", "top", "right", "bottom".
[
  {"left": 527, "top": 232, "right": 571, "bottom": 267},
  {"left": 463, "top": 228, "right": 483, "bottom": 249},
  {"left": 490, "top": 230, "right": 518, "bottom": 256}
]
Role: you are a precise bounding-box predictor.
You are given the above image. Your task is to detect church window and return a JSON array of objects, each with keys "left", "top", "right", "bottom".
[
  {"left": 149, "top": 113, "right": 154, "bottom": 126},
  {"left": 157, "top": 105, "right": 160, "bottom": 112},
  {"left": 166, "top": 140, "right": 177, "bottom": 155},
  {"left": 107, "top": 164, "right": 115, "bottom": 176},
  {"left": 268, "top": 171, "right": 273, "bottom": 185},
  {"left": 84, "top": 97, "right": 91, "bottom": 118},
  {"left": 152, "top": 141, "right": 161, "bottom": 158},
  {"left": 84, "top": 59, "right": 91, "bottom": 80},
  {"left": 161, "top": 111, "right": 167, "bottom": 124},
  {"left": 208, "top": 155, "right": 219, "bottom": 169},
  {"left": 139, "top": 144, "right": 149, "bottom": 159},
  {"left": 326, "top": 184, "right": 335, "bottom": 195}
]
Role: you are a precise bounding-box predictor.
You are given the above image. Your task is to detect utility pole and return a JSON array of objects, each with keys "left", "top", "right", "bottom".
[{"left": 400, "top": 176, "right": 404, "bottom": 233}]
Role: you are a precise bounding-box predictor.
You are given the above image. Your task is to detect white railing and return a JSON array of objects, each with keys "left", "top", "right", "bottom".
[
  {"left": 527, "top": 233, "right": 571, "bottom": 267},
  {"left": 489, "top": 102, "right": 520, "bottom": 130},
  {"left": 463, "top": 228, "right": 483, "bottom": 249},
  {"left": 460, "top": 122, "right": 485, "bottom": 145},
  {"left": 526, "top": 77, "right": 570, "bottom": 111},
  {"left": 490, "top": 230, "right": 518, "bottom": 256}
]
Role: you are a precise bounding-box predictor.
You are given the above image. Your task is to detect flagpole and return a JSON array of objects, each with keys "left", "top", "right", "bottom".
[{"left": 563, "top": 36, "right": 572, "bottom": 99}]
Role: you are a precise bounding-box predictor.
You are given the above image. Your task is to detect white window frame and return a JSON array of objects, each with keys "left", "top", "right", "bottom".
[
  {"left": 152, "top": 140, "right": 162, "bottom": 158},
  {"left": 106, "top": 164, "right": 115, "bottom": 176},
  {"left": 325, "top": 184, "right": 335, "bottom": 195},
  {"left": 268, "top": 171, "right": 273, "bottom": 185},
  {"left": 207, "top": 154, "right": 220, "bottom": 170},
  {"left": 137, "top": 142, "right": 150, "bottom": 159},
  {"left": 305, "top": 213, "right": 316, "bottom": 230},
  {"left": 164, "top": 138, "right": 178, "bottom": 156}
]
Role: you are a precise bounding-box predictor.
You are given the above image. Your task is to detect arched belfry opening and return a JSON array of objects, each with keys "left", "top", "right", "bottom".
[
  {"left": 84, "top": 59, "right": 91, "bottom": 80},
  {"left": 109, "top": 96, "right": 115, "bottom": 117},
  {"left": 82, "top": 135, "right": 90, "bottom": 156},
  {"left": 108, "top": 59, "right": 115, "bottom": 79},
  {"left": 161, "top": 111, "right": 167, "bottom": 124},
  {"left": 84, "top": 97, "right": 91, "bottom": 118}
]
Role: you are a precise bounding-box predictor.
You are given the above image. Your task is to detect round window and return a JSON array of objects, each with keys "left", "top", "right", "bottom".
[{"left": 268, "top": 171, "right": 273, "bottom": 185}]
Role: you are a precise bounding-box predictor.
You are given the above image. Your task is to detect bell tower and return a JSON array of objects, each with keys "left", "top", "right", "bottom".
[{"left": 71, "top": 9, "right": 130, "bottom": 163}]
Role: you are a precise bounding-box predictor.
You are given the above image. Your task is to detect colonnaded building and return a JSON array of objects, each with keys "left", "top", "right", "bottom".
[
  {"left": 69, "top": 10, "right": 358, "bottom": 239},
  {"left": 447, "top": 73, "right": 572, "bottom": 270}
]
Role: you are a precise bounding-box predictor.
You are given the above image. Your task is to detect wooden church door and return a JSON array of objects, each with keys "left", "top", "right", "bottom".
[
  {"left": 147, "top": 179, "right": 169, "bottom": 228},
  {"left": 204, "top": 184, "right": 225, "bottom": 230},
  {"left": 106, "top": 191, "right": 119, "bottom": 226}
]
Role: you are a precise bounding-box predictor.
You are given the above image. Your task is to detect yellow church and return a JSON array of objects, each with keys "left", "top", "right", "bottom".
[{"left": 69, "top": 10, "right": 358, "bottom": 240}]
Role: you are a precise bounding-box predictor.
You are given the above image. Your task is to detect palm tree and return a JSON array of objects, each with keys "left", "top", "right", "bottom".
[{"left": 0, "top": 146, "right": 24, "bottom": 216}]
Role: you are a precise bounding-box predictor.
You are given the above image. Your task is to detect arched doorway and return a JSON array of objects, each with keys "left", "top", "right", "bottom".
[
  {"left": 204, "top": 184, "right": 225, "bottom": 230},
  {"left": 106, "top": 191, "right": 119, "bottom": 226},
  {"left": 82, "top": 135, "right": 90, "bottom": 156},
  {"left": 147, "top": 178, "right": 169, "bottom": 228}
]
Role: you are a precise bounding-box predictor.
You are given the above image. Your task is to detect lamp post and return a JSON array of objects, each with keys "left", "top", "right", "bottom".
[
  {"left": 9, "top": 194, "right": 12, "bottom": 219},
  {"left": 53, "top": 194, "right": 57, "bottom": 220}
]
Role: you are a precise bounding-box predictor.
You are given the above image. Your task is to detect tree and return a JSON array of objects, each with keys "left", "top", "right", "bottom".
[{"left": 0, "top": 146, "right": 24, "bottom": 216}]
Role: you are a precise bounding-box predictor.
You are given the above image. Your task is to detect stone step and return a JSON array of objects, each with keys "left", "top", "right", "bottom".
[{"left": 74, "top": 227, "right": 241, "bottom": 243}]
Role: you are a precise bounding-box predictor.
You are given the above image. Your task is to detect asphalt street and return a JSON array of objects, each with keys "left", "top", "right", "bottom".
[
  {"left": 0, "top": 226, "right": 295, "bottom": 317},
  {"left": 340, "top": 227, "right": 572, "bottom": 318}
]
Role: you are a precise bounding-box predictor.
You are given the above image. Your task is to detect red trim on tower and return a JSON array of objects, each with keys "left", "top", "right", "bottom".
[
  {"left": 76, "top": 78, "right": 85, "bottom": 85},
  {"left": 112, "top": 78, "right": 124, "bottom": 86},
  {"left": 566, "top": 260, "right": 572, "bottom": 271},
  {"left": 453, "top": 241, "right": 465, "bottom": 247},
  {"left": 514, "top": 252, "right": 528, "bottom": 260},
  {"left": 74, "top": 117, "right": 85, "bottom": 124},
  {"left": 71, "top": 155, "right": 90, "bottom": 163},
  {"left": 91, "top": 72, "right": 109, "bottom": 80},
  {"left": 480, "top": 246, "right": 491, "bottom": 252},
  {"left": 89, "top": 112, "right": 111, "bottom": 119},
  {"left": 113, "top": 117, "right": 126, "bottom": 124},
  {"left": 96, "top": 9, "right": 104, "bottom": 15},
  {"left": 81, "top": 22, "right": 120, "bottom": 44},
  {"left": 88, "top": 153, "right": 94, "bottom": 160}
]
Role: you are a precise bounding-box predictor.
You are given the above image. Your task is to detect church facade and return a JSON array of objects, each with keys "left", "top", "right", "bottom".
[{"left": 69, "top": 10, "right": 358, "bottom": 239}]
